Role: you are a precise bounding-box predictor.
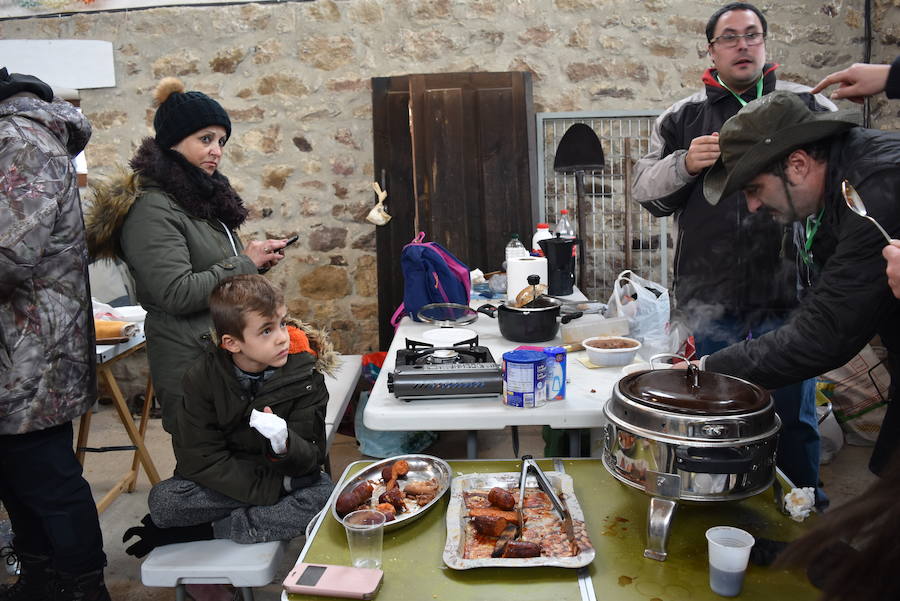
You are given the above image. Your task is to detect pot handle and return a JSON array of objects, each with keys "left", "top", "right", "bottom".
[
  {"left": 560, "top": 310, "right": 583, "bottom": 324},
  {"left": 476, "top": 304, "right": 498, "bottom": 319},
  {"left": 674, "top": 446, "right": 757, "bottom": 474}
]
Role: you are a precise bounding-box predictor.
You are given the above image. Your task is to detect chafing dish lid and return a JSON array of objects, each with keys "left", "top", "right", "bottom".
[{"left": 619, "top": 366, "right": 769, "bottom": 415}]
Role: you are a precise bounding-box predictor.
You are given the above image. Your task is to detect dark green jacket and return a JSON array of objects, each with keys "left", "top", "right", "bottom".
[
  {"left": 173, "top": 344, "right": 328, "bottom": 506},
  {"left": 85, "top": 139, "right": 257, "bottom": 432}
]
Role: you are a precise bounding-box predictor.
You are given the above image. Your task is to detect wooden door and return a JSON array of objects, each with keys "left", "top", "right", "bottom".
[{"left": 372, "top": 71, "right": 536, "bottom": 349}]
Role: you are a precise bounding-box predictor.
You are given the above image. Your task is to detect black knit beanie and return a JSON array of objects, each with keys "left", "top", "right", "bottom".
[
  {"left": 0, "top": 67, "right": 53, "bottom": 102},
  {"left": 152, "top": 77, "right": 231, "bottom": 148}
]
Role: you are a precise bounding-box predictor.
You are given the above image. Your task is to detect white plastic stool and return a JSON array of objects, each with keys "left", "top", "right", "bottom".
[{"left": 141, "top": 539, "right": 286, "bottom": 601}]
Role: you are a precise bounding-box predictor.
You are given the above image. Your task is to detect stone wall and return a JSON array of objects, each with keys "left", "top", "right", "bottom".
[{"left": 3, "top": 0, "right": 899, "bottom": 357}]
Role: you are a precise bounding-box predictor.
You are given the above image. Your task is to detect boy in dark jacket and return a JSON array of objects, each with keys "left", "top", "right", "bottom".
[{"left": 123, "top": 274, "right": 335, "bottom": 559}]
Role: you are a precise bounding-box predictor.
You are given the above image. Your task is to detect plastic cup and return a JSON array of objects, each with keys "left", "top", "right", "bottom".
[
  {"left": 705, "top": 526, "right": 755, "bottom": 597},
  {"left": 343, "top": 509, "right": 386, "bottom": 570}
]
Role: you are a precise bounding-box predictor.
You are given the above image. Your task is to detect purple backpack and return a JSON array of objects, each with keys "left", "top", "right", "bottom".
[{"left": 391, "top": 232, "right": 471, "bottom": 326}]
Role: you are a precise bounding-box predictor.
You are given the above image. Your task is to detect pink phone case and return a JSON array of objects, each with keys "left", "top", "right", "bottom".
[{"left": 283, "top": 563, "right": 383, "bottom": 599}]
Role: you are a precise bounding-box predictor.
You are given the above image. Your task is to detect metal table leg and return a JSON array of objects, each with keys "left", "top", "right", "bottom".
[{"left": 467, "top": 431, "right": 478, "bottom": 458}]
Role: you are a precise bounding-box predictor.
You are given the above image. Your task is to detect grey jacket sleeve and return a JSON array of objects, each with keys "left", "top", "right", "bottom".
[{"left": 632, "top": 107, "right": 698, "bottom": 218}]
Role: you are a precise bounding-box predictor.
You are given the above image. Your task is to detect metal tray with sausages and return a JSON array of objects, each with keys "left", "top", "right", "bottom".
[
  {"left": 442, "top": 471, "right": 595, "bottom": 569},
  {"left": 331, "top": 454, "right": 451, "bottom": 531}
]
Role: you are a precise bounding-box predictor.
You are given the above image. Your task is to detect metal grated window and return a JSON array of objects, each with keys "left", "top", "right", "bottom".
[{"left": 536, "top": 111, "right": 673, "bottom": 302}]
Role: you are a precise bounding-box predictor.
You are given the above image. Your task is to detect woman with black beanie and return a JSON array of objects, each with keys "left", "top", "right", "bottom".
[{"left": 86, "top": 77, "right": 289, "bottom": 435}]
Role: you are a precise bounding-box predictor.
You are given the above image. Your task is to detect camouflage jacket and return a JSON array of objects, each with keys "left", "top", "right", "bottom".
[{"left": 0, "top": 95, "right": 95, "bottom": 434}]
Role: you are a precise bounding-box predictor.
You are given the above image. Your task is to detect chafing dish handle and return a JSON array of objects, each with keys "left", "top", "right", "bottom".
[{"left": 674, "top": 446, "right": 757, "bottom": 474}]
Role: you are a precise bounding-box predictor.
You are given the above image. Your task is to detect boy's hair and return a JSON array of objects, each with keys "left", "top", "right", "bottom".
[{"left": 209, "top": 274, "right": 284, "bottom": 341}]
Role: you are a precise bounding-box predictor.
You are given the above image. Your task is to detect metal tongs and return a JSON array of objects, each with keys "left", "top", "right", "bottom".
[{"left": 518, "top": 455, "right": 578, "bottom": 556}]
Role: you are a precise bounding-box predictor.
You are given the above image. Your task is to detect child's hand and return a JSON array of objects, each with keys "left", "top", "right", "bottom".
[{"left": 249, "top": 407, "right": 288, "bottom": 454}]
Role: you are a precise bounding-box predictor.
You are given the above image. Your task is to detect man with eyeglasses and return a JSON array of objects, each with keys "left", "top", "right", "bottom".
[{"left": 633, "top": 2, "right": 836, "bottom": 503}]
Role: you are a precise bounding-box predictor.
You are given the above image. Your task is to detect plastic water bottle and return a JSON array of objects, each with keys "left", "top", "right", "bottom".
[
  {"left": 555, "top": 210, "right": 575, "bottom": 239},
  {"left": 556, "top": 209, "right": 576, "bottom": 257},
  {"left": 532, "top": 223, "right": 553, "bottom": 255},
  {"left": 505, "top": 234, "right": 529, "bottom": 263}
]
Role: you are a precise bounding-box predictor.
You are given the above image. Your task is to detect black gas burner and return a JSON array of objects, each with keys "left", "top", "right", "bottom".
[
  {"left": 398, "top": 339, "right": 493, "bottom": 366},
  {"left": 389, "top": 341, "right": 502, "bottom": 401}
]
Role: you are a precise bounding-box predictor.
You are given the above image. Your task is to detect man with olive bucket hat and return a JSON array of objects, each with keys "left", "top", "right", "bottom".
[{"left": 701, "top": 90, "right": 900, "bottom": 476}]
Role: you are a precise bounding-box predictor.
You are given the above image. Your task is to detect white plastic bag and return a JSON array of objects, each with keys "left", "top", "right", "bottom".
[
  {"left": 817, "top": 344, "right": 889, "bottom": 446},
  {"left": 606, "top": 270, "right": 672, "bottom": 359}
]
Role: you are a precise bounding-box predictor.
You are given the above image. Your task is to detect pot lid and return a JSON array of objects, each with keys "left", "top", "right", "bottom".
[
  {"left": 619, "top": 365, "right": 769, "bottom": 415},
  {"left": 416, "top": 303, "right": 478, "bottom": 326}
]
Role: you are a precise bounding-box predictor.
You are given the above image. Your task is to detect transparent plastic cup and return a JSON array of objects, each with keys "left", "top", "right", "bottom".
[
  {"left": 705, "top": 526, "right": 755, "bottom": 597},
  {"left": 343, "top": 509, "right": 386, "bottom": 570}
]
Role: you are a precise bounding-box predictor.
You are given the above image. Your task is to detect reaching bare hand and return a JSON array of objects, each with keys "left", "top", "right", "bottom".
[
  {"left": 243, "top": 238, "right": 288, "bottom": 269},
  {"left": 684, "top": 133, "right": 721, "bottom": 176},
  {"left": 884, "top": 241, "right": 900, "bottom": 299},
  {"left": 811, "top": 63, "right": 891, "bottom": 104}
]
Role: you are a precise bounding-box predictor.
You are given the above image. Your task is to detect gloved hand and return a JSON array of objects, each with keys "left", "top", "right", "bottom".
[
  {"left": 249, "top": 407, "right": 288, "bottom": 454},
  {"left": 122, "top": 514, "right": 213, "bottom": 558}
]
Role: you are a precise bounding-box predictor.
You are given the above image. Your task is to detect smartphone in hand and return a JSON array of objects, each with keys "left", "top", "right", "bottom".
[
  {"left": 282, "top": 563, "right": 383, "bottom": 599},
  {"left": 276, "top": 234, "right": 299, "bottom": 257}
]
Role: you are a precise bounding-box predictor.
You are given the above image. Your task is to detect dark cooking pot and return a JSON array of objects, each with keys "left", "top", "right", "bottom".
[
  {"left": 602, "top": 364, "right": 781, "bottom": 561},
  {"left": 477, "top": 298, "right": 581, "bottom": 343}
]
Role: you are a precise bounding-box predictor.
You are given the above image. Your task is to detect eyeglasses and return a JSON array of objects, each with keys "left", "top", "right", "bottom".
[{"left": 710, "top": 32, "right": 766, "bottom": 48}]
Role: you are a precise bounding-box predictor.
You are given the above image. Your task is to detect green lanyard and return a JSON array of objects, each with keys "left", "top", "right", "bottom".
[
  {"left": 799, "top": 207, "right": 825, "bottom": 266},
  {"left": 716, "top": 75, "right": 764, "bottom": 106}
]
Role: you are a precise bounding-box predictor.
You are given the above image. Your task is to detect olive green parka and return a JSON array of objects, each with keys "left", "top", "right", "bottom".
[{"left": 85, "top": 139, "right": 257, "bottom": 432}]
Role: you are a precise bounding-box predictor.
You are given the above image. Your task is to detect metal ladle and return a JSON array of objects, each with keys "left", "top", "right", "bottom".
[{"left": 842, "top": 180, "right": 892, "bottom": 244}]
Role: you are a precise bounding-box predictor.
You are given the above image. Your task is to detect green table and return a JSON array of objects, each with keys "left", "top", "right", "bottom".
[{"left": 287, "top": 459, "right": 818, "bottom": 601}]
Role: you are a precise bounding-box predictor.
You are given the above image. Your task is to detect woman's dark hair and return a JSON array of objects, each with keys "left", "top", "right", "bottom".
[
  {"left": 706, "top": 2, "right": 768, "bottom": 42},
  {"left": 776, "top": 453, "right": 900, "bottom": 601}
]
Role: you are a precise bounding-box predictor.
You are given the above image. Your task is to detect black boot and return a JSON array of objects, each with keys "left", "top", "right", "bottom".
[
  {"left": 0, "top": 550, "right": 53, "bottom": 600},
  {"left": 51, "top": 569, "right": 111, "bottom": 601}
]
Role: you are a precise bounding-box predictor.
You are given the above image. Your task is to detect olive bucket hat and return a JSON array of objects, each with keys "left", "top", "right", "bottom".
[{"left": 703, "top": 90, "right": 860, "bottom": 205}]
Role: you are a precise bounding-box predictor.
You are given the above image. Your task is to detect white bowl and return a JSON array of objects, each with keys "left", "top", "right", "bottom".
[{"left": 582, "top": 336, "right": 642, "bottom": 367}]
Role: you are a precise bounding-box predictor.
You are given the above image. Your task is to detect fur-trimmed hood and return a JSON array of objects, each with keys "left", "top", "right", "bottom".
[
  {"left": 84, "top": 137, "right": 247, "bottom": 260},
  {"left": 288, "top": 318, "right": 340, "bottom": 377}
]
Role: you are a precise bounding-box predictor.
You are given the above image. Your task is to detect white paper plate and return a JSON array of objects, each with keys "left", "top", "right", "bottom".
[{"left": 420, "top": 327, "right": 478, "bottom": 346}]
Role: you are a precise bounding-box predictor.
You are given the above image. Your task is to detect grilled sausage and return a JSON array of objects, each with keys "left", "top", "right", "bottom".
[
  {"left": 490, "top": 523, "right": 519, "bottom": 558},
  {"left": 403, "top": 479, "right": 438, "bottom": 496},
  {"left": 385, "top": 459, "right": 411, "bottom": 490},
  {"left": 468, "top": 507, "right": 521, "bottom": 525},
  {"left": 471, "top": 515, "right": 509, "bottom": 537},
  {"left": 488, "top": 487, "right": 516, "bottom": 510},
  {"left": 335, "top": 481, "right": 374, "bottom": 517},
  {"left": 378, "top": 487, "right": 405, "bottom": 512},
  {"left": 502, "top": 540, "right": 542, "bottom": 558},
  {"left": 374, "top": 503, "right": 397, "bottom": 522}
]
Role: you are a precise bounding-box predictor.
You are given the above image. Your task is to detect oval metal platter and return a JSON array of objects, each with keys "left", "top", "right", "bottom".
[{"left": 331, "top": 454, "right": 452, "bottom": 531}]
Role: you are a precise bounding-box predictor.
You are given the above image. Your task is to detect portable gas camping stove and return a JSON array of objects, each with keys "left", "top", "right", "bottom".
[{"left": 387, "top": 338, "right": 503, "bottom": 401}]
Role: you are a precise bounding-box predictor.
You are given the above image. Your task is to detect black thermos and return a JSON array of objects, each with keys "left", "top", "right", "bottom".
[{"left": 538, "top": 235, "right": 578, "bottom": 296}]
